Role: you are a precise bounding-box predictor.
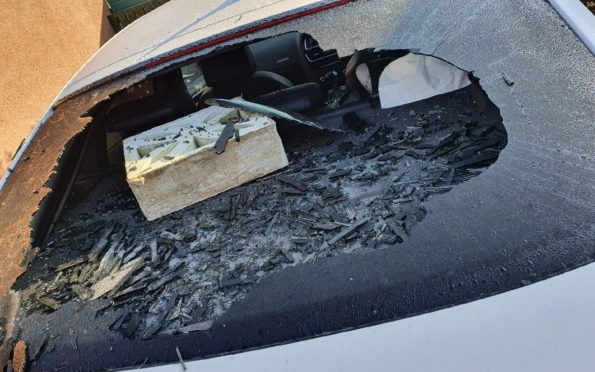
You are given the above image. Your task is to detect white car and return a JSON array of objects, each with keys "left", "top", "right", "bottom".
[{"left": 0, "top": 0, "right": 593, "bottom": 371}]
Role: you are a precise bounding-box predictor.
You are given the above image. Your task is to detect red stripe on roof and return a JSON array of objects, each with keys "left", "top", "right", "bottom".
[{"left": 145, "top": 0, "right": 354, "bottom": 69}]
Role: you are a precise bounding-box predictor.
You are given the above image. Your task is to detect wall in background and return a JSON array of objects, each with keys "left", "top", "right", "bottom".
[{"left": 0, "top": 0, "right": 114, "bottom": 175}]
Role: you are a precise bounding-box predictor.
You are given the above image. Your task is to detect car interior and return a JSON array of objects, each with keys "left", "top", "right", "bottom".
[
  {"left": 32, "top": 31, "right": 500, "bottom": 247},
  {"left": 100, "top": 32, "right": 408, "bottom": 136},
  {"left": 12, "top": 29, "right": 512, "bottom": 370}
]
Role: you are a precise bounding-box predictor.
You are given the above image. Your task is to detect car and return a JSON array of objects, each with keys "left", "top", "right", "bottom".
[{"left": 0, "top": 0, "right": 593, "bottom": 370}]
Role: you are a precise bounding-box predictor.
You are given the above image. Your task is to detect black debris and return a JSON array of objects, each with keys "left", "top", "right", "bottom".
[
  {"left": 214, "top": 122, "right": 236, "bottom": 154},
  {"left": 328, "top": 218, "right": 370, "bottom": 244},
  {"left": 88, "top": 224, "right": 116, "bottom": 259},
  {"left": 170, "top": 320, "right": 213, "bottom": 334},
  {"left": 277, "top": 175, "right": 307, "bottom": 191},
  {"left": 122, "top": 315, "right": 141, "bottom": 338},
  {"left": 502, "top": 72, "right": 515, "bottom": 86},
  {"left": 18, "top": 84, "right": 506, "bottom": 349},
  {"left": 342, "top": 112, "right": 367, "bottom": 133},
  {"left": 312, "top": 222, "right": 340, "bottom": 231},
  {"left": 328, "top": 169, "right": 352, "bottom": 179},
  {"left": 446, "top": 168, "right": 455, "bottom": 185},
  {"left": 448, "top": 150, "right": 499, "bottom": 168},
  {"left": 141, "top": 294, "right": 177, "bottom": 339},
  {"left": 219, "top": 276, "right": 253, "bottom": 288}
]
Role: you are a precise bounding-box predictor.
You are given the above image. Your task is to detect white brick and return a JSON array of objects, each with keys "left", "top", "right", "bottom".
[{"left": 123, "top": 105, "right": 288, "bottom": 220}]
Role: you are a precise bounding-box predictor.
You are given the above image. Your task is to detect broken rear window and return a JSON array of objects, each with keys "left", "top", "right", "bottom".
[{"left": 11, "top": 32, "right": 507, "bottom": 370}]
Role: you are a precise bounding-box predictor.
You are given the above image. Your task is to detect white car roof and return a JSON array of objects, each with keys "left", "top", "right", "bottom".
[{"left": 57, "top": 0, "right": 328, "bottom": 101}]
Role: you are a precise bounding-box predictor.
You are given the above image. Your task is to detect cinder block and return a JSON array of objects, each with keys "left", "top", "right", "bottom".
[{"left": 123, "top": 105, "right": 288, "bottom": 220}]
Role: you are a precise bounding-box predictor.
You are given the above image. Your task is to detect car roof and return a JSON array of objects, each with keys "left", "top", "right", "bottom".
[{"left": 56, "top": 0, "right": 329, "bottom": 102}]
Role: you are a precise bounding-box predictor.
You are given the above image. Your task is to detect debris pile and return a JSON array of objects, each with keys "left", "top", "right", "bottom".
[{"left": 18, "top": 87, "right": 506, "bottom": 340}]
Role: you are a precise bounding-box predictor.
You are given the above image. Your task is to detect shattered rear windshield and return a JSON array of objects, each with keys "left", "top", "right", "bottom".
[{"left": 9, "top": 33, "right": 508, "bottom": 370}]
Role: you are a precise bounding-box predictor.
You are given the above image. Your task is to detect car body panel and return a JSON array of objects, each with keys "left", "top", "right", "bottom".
[
  {"left": 550, "top": 0, "right": 595, "bottom": 54},
  {"left": 56, "top": 0, "right": 345, "bottom": 102},
  {"left": 141, "top": 260, "right": 595, "bottom": 372},
  {"left": 0, "top": 0, "right": 594, "bottom": 370}
]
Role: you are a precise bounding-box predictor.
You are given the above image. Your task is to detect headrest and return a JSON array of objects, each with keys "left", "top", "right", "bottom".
[{"left": 202, "top": 48, "right": 252, "bottom": 86}]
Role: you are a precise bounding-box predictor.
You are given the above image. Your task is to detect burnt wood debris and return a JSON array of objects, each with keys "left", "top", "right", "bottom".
[{"left": 15, "top": 87, "right": 505, "bottom": 345}]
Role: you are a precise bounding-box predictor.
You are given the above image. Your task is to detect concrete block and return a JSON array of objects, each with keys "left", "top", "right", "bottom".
[{"left": 123, "top": 105, "right": 288, "bottom": 220}]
